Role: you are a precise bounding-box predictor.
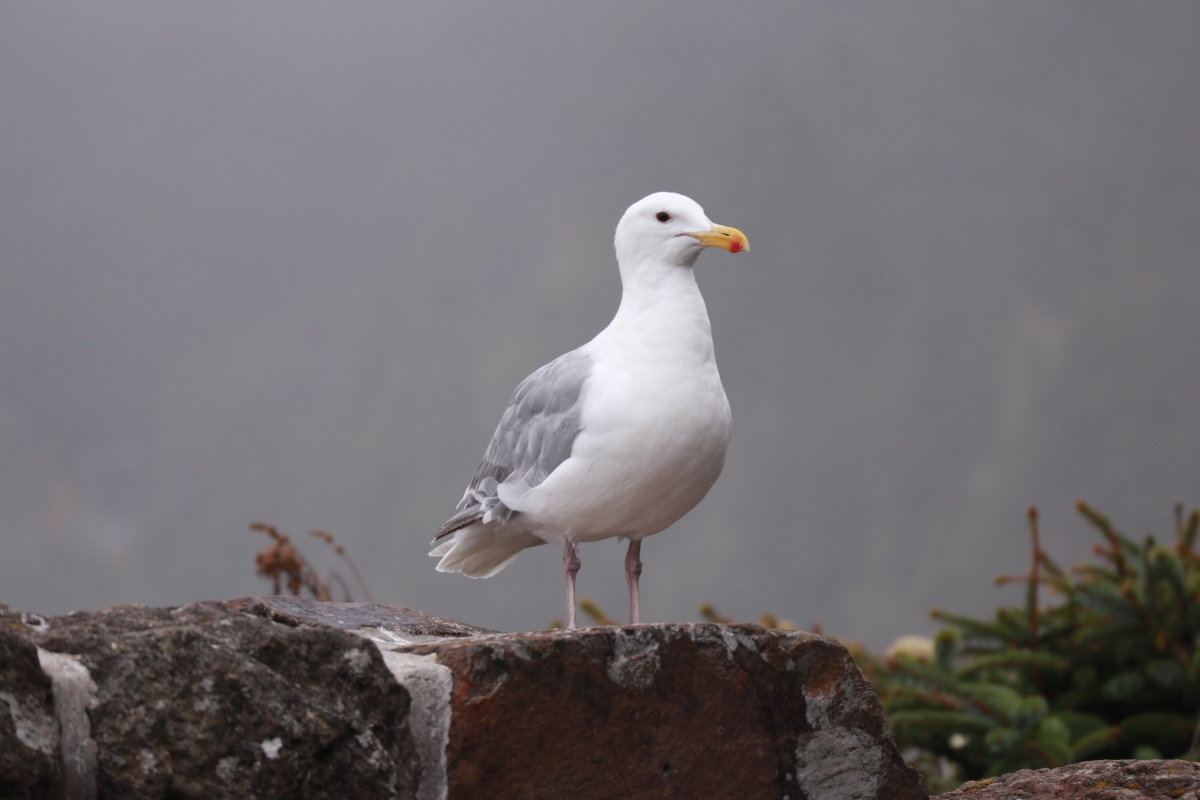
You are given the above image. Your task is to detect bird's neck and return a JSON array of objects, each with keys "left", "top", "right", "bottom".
[
  {"left": 625, "top": 252, "right": 697, "bottom": 288},
  {"left": 598, "top": 263, "right": 715, "bottom": 363}
]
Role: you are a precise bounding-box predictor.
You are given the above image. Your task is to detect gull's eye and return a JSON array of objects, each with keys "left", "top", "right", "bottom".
[{"left": 656, "top": 211, "right": 671, "bottom": 223}]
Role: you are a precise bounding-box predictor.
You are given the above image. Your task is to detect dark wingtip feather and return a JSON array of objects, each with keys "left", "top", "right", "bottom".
[{"left": 431, "top": 508, "right": 485, "bottom": 542}]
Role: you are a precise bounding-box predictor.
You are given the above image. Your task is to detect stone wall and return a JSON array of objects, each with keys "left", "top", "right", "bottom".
[{"left": 1, "top": 597, "right": 924, "bottom": 799}]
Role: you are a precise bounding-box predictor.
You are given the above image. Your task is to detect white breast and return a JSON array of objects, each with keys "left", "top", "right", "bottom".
[{"left": 509, "top": 281, "right": 732, "bottom": 543}]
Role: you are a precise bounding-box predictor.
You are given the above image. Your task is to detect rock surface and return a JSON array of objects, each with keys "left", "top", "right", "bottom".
[
  {"left": 943, "top": 759, "right": 1200, "bottom": 799},
  {"left": 2, "top": 600, "right": 422, "bottom": 800},
  {"left": 0, "top": 618, "right": 61, "bottom": 799},
  {"left": 1, "top": 597, "right": 926, "bottom": 800},
  {"left": 398, "top": 623, "right": 926, "bottom": 800}
]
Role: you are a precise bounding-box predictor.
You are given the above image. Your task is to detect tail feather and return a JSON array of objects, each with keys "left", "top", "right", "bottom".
[{"left": 429, "top": 522, "right": 545, "bottom": 578}]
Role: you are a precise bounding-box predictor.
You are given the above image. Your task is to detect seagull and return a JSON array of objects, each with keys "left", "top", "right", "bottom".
[{"left": 430, "top": 192, "right": 747, "bottom": 628}]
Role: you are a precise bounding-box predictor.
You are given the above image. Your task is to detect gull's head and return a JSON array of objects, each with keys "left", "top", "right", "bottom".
[{"left": 614, "top": 192, "right": 748, "bottom": 271}]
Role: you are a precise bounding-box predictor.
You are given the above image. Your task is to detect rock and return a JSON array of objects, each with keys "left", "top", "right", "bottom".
[
  {"left": 36, "top": 648, "right": 98, "bottom": 800},
  {"left": 2, "top": 601, "right": 421, "bottom": 800},
  {"left": 943, "top": 759, "right": 1200, "bottom": 799},
  {"left": 1, "top": 598, "right": 926, "bottom": 800},
  {"left": 225, "top": 598, "right": 924, "bottom": 799},
  {"left": 0, "top": 623, "right": 61, "bottom": 799},
  {"left": 396, "top": 623, "right": 926, "bottom": 800},
  {"left": 223, "top": 596, "right": 493, "bottom": 641}
]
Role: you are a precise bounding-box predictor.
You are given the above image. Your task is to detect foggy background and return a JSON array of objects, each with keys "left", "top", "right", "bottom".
[{"left": 2, "top": 2, "right": 1197, "bottom": 649}]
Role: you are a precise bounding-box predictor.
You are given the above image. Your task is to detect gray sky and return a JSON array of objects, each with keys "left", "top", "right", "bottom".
[{"left": 2, "top": 2, "right": 1197, "bottom": 648}]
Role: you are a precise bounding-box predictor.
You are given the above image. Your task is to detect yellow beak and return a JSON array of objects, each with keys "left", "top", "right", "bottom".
[{"left": 684, "top": 223, "right": 749, "bottom": 254}]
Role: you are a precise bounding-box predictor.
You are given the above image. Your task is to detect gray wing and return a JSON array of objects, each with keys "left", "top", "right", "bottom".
[{"left": 433, "top": 349, "right": 592, "bottom": 541}]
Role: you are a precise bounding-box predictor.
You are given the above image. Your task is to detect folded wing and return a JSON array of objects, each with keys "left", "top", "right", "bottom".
[{"left": 432, "top": 349, "right": 593, "bottom": 542}]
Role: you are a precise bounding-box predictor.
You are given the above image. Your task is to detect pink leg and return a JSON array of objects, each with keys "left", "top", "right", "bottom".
[
  {"left": 563, "top": 540, "right": 581, "bottom": 629},
  {"left": 625, "top": 538, "right": 643, "bottom": 625}
]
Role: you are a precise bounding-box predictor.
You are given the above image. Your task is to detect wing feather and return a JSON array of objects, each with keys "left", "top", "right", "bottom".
[{"left": 432, "top": 349, "right": 592, "bottom": 541}]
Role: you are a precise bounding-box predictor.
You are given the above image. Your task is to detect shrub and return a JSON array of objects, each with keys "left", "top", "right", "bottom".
[{"left": 867, "top": 503, "right": 1200, "bottom": 792}]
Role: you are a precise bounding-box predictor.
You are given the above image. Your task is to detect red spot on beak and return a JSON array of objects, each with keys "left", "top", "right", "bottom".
[{"left": 728, "top": 241, "right": 744, "bottom": 254}]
